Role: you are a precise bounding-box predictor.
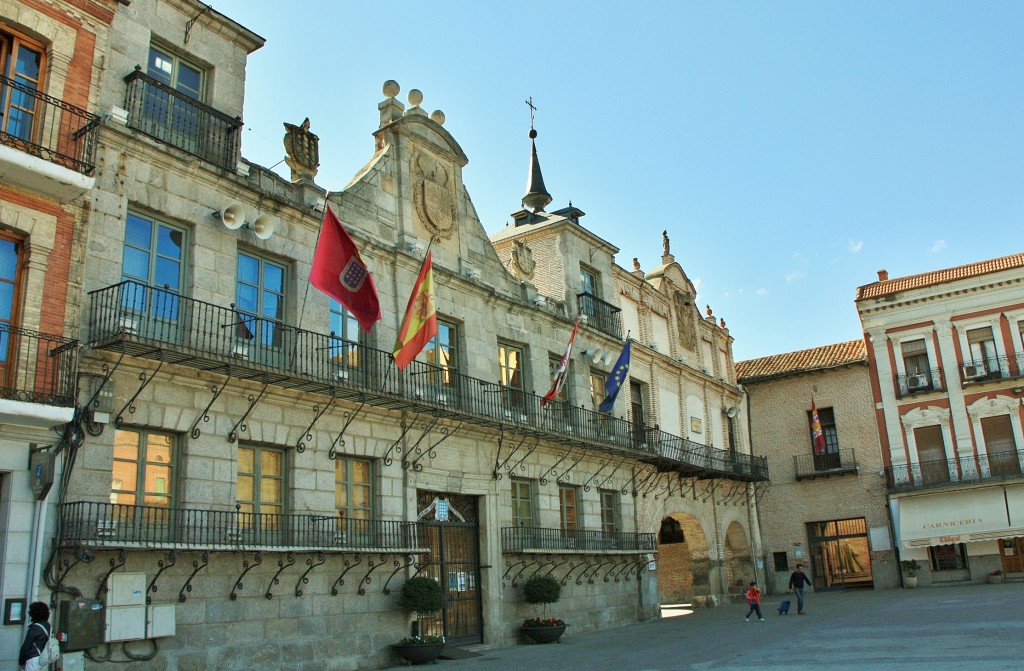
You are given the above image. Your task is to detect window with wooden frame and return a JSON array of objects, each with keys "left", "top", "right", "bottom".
[
  {"left": 335, "top": 456, "right": 372, "bottom": 521},
  {"left": 559, "top": 485, "right": 579, "bottom": 531},
  {"left": 236, "top": 445, "right": 285, "bottom": 526},
  {"left": 111, "top": 428, "right": 177, "bottom": 509},
  {"left": 0, "top": 26, "right": 45, "bottom": 143},
  {"left": 511, "top": 479, "right": 533, "bottom": 529},
  {"left": 599, "top": 490, "right": 619, "bottom": 535},
  {"left": 0, "top": 234, "right": 24, "bottom": 379},
  {"left": 498, "top": 340, "right": 526, "bottom": 412}
]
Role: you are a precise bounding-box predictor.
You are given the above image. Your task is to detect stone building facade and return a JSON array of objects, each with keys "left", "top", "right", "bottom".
[
  {"left": 856, "top": 256, "right": 1024, "bottom": 586},
  {"left": 1, "top": 1, "right": 768, "bottom": 669},
  {"left": 737, "top": 342, "right": 899, "bottom": 596}
]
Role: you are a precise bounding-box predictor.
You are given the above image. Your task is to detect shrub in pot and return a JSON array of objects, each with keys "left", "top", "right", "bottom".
[
  {"left": 393, "top": 577, "right": 446, "bottom": 664},
  {"left": 521, "top": 574, "right": 567, "bottom": 643}
]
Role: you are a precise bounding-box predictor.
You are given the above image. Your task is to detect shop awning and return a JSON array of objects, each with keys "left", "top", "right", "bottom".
[{"left": 896, "top": 486, "right": 1024, "bottom": 549}]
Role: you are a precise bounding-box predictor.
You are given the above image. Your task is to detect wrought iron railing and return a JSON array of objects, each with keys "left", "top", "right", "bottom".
[
  {"left": 501, "top": 526, "right": 655, "bottom": 553},
  {"left": 884, "top": 449, "right": 1024, "bottom": 492},
  {"left": 794, "top": 448, "right": 858, "bottom": 480},
  {"left": 959, "top": 355, "right": 1014, "bottom": 384},
  {"left": 60, "top": 500, "right": 423, "bottom": 551},
  {"left": 895, "top": 367, "right": 944, "bottom": 398},
  {"left": 87, "top": 281, "right": 768, "bottom": 480},
  {"left": 0, "top": 74, "right": 100, "bottom": 175},
  {"left": 577, "top": 292, "right": 622, "bottom": 340},
  {"left": 0, "top": 323, "right": 78, "bottom": 406},
  {"left": 123, "top": 67, "right": 241, "bottom": 171}
]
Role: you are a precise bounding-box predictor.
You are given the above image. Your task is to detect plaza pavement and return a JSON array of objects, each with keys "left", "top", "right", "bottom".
[{"left": 425, "top": 582, "right": 1024, "bottom": 670}]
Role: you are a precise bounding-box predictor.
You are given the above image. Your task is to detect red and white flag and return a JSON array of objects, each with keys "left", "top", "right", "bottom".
[
  {"left": 309, "top": 206, "right": 381, "bottom": 332},
  {"left": 811, "top": 400, "right": 826, "bottom": 455},
  {"left": 541, "top": 316, "right": 581, "bottom": 407}
]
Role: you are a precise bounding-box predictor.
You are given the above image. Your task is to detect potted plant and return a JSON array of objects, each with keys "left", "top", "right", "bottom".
[
  {"left": 520, "top": 574, "right": 567, "bottom": 644},
  {"left": 900, "top": 559, "right": 921, "bottom": 588},
  {"left": 987, "top": 569, "right": 1005, "bottom": 584},
  {"left": 392, "top": 576, "right": 446, "bottom": 665}
]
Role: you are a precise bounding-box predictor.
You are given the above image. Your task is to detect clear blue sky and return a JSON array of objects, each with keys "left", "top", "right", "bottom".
[{"left": 210, "top": 0, "right": 1024, "bottom": 361}]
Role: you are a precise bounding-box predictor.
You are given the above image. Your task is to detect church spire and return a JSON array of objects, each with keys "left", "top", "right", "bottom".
[{"left": 522, "top": 97, "right": 552, "bottom": 213}]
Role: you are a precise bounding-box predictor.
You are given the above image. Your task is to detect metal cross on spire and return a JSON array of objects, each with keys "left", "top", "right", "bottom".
[{"left": 525, "top": 96, "right": 537, "bottom": 130}]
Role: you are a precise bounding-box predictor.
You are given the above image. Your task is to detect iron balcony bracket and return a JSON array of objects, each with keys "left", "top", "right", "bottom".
[
  {"left": 294, "top": 552, "right": 326, "bottom": 597},
  {"left": 230, "top": 552, "right": 263, "bottom": 601},
  {"left": 146, "top": 550, "right": 177, "bottom": 603},
  {"left": 297, "top": 389, "right": 337, "bottom": 453},
  {"left": 95, "top": 549, "right": 127, "bottom": 600},
  {"left": 115, "top": 350, "right": 165, "bottom": 428},
  {"left": 264, "top": 551, "right": 296, "bottom": 599},
  {"left": 382, "top": 554, "right": 418, "bottom": 595},
  {"left": 189, "top": 368, "right": 232, "bottom": 439},
  {"left": 330, "top": 554, "right": 363, "bottom": 595},
  {"left": 357, "top": 554, "right": 390, "bottom": 596},
  {"left": 228, "top": 374, "right": 271, "bottom": 443},
  {"left": 382, "top": 414, "right": 420, "bottom": 467},
  {"left": 406, "top": 421, "right": 463, "bottom": 471},
  {"left": 179, "top": 551, "right": 209, "bottom": 602},
  {"left": 328, "top": 397, "right": 367, "bottom": 460}
]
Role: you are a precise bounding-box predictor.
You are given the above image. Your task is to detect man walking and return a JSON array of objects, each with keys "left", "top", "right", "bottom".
[{"left": 788, "top": 564, "right": 813, "bottom": 614}]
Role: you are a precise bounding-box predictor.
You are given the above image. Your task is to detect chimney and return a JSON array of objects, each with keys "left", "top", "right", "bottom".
[{"left": 877, "top": 269, "right": 889, "bottom": 282}]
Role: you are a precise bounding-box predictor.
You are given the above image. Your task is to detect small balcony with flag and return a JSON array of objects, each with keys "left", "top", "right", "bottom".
[
  {"left": 86, "top": 280, "right": 768, "bottom": 483},
  {"left": 0, "top": 73, "right": 100, "bottom": 202}
]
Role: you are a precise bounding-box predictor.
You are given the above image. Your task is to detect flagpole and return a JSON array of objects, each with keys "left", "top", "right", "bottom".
[{"left": 291, "top": 191, "right": 331, "bottom": 371}]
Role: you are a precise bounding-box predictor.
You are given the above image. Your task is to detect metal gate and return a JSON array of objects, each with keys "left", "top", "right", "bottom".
[
  {"left": 416, "top": 491, "right": 483, "bottom": 645},
  {"left": 807, "top": 517, "right": 874, "bottom": 590}
]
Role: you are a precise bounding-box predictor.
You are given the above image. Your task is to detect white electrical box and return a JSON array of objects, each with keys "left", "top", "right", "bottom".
[
  {"left": 60, "top": 651, "right": 85, "bottom": 671},
  {"left": 108, "top": 573, "right": 146, "bottom": 607},
  {"left": 147, "top": 603, "right": 176, "bottom": 638},
  {"left": 106, "top": 605, "right": 146, "bottom": 641}
]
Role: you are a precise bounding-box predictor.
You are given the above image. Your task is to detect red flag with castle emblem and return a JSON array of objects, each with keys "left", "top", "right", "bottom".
[
  {"left": 811, "top": 399, "right": 826, "bottom": 455},
  {"left": 310, "top": 206, "right": 381, "bottom": 332}
]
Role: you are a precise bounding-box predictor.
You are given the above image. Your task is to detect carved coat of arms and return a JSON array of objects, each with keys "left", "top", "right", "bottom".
[
  {"left": 511, "top": 239, "right": 536, "bottom": 279},
  {"left": 413, "top": 153, "right": 457, "bottom": 239},
  {"left": 283, "top": 117, "right": 319, "bottom": 183}
]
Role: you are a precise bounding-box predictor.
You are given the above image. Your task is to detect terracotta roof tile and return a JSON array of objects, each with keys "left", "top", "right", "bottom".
[
  {"left": 856, "top": 252, "right": 1024, "bottom": 301},
  {"left": 736, "top": 340, "right": 867, "bottom": 382}
]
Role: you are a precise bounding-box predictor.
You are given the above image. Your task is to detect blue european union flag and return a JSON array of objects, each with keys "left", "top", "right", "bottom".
[{"left": 598, "top": 339, "right": 631, "bottom": 413}]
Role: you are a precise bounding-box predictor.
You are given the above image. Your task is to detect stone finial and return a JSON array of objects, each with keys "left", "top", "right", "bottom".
[
  {"left": 430, "top": 110, "right": 446, "bottom": 126},
  {"left": 719, "top": 318, "right": 726, "bottom": 328},
  {"left": 633, "top": 258, "right": 641, "bottom": 272},
  {"left": 283, "top": 117, "right": 319, "bottom": 184},
  {"left": 379, "top": 80, "right": 405, "bottom": 125},
  {"left": 663, "top": 230, "right": 670, "bottom": 256},
  {"left": 408, "top": 89, "right": 424, "bottom": 107},
  {"left": 706, "top": 304, "right": 713, "bottom": 317},
  {"left": 877, "top": 269, "right": 889, "bottom": 281}
]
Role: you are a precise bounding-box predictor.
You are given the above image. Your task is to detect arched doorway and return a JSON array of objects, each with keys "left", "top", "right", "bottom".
[
  {"left": 656, "top": 513, "right": 710, "bottom": 604},
  {"left": 723, "top": 521, "right": 754, "bottom": 595}
]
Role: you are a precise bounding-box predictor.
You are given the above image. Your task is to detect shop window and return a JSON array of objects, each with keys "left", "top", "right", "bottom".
[{"left": 929, "top": 543, "right": 968, "bottom": 571}]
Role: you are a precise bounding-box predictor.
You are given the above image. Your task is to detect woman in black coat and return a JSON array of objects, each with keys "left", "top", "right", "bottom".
[{"left": 18, "top": 601, "right": 51, "bottom": 670}]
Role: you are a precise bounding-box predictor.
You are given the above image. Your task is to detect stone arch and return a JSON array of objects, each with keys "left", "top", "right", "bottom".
[
  {"left": 656, "top": 512, "right": 711, "bottom": 605},
  {"left": 723, "top": 521, "right": 754, "bottom": 594}
]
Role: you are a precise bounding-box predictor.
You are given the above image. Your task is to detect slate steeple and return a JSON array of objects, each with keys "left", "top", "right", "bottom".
[{"left": 522, "top": 97, "right": 552, "bottom": 213}]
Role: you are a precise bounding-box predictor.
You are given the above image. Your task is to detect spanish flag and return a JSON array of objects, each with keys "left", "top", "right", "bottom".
[
  {"left": 393, "top": 252, "right": 438, "bottom": 370},
  {"left": 811, "top": 399, "right": 826, "bottom": 455}
]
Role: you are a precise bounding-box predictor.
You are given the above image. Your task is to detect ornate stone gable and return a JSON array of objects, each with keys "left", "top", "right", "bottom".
[{"left": 412, "top": 150, "right": 457, "bottom": 240}]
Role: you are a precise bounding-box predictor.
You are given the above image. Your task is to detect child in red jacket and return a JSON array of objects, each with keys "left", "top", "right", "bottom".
[{"left": 745, "top": 582, "right": 765, "bottom": 622}]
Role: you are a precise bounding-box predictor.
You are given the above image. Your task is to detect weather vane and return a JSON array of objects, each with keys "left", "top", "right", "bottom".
[{"left": 525, "top": 96, "right": 537, "bottom": 130}]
